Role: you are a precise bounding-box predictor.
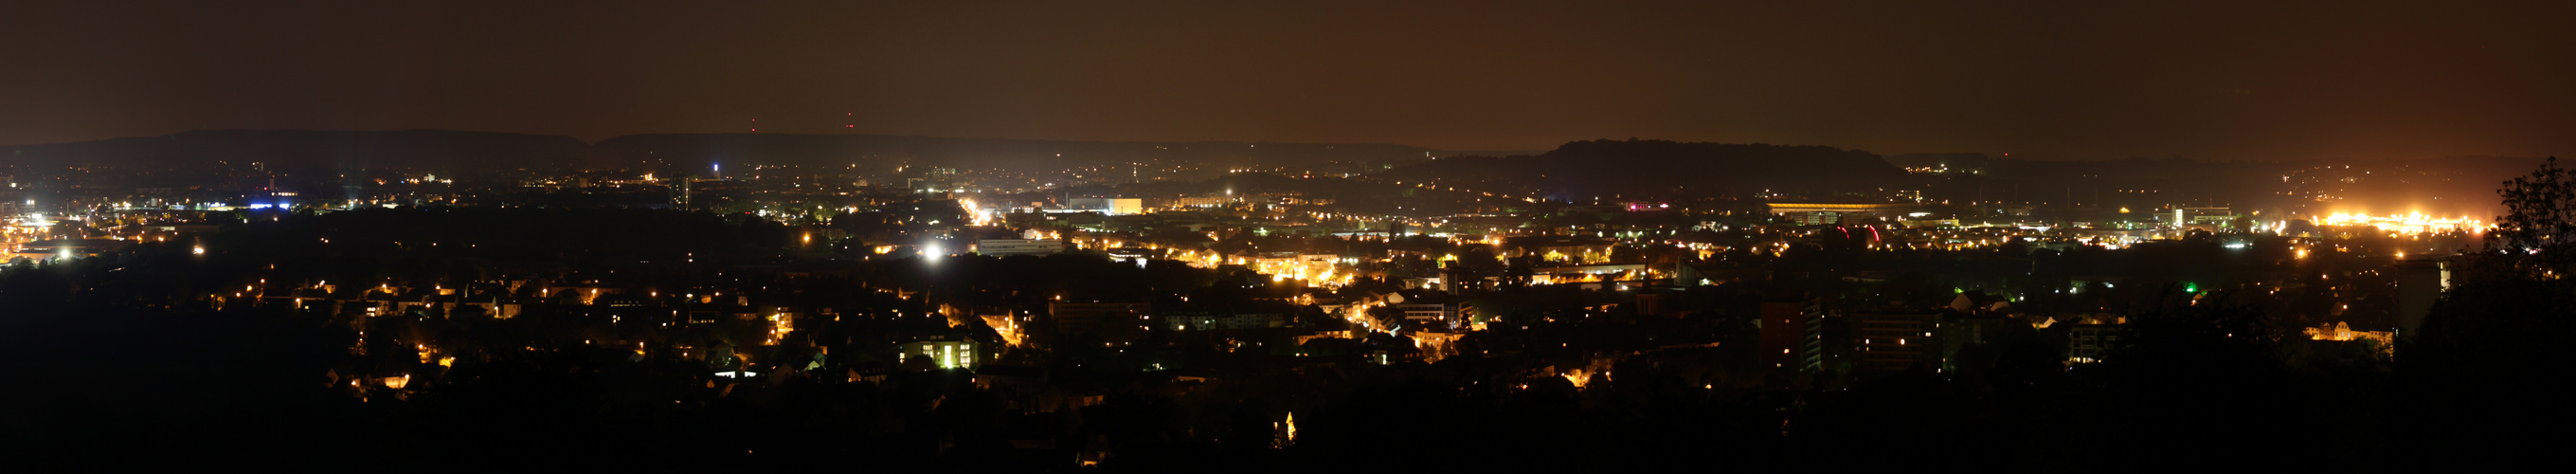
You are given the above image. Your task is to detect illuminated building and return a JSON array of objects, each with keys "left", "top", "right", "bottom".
[
  {"left": 2176, "top": 207, "right": 2237, "bottom": 228},
  {"left": 1147, "top": 194, "right": 1239, "bottom": 209},
  {"left": 1158, "top": 305, "right": 1291, "bottom": 331},
  {"left": 1065, "top": 197, "right": 1144, "bottom": 215},
  {"left": 2303, "top": 321, "right": 2395, "bottom": 356},
  {"left": 2066, "top": 318, "right": 2127, "bottom": 363},
  {"left": 1104, "top": 247, "right": 1154, "bottom": 267},
  {"left": 1758, "top": 298, "right": 1824, "bottom": 371},
  {"left": 671, "top": 176, "right": 691, "bottom": 209},
  {"left": 897, "top": 335, "right": 980, "bottom": 370},
  {"left": 1394, "top": 300, "right": 1475, "bottom": 326},
  {"left": 976, "top": 239, "right": 1065, "bottom": 257},
  {"left": 1764, "top": 202, "right": 1918, "bottom": 226}
]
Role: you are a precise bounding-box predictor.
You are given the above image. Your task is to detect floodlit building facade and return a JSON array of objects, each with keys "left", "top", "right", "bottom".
[
  {"left": 899, "top": 336, "right": 981, "bottom": 370},
  {"left": 977, "top": 239, "right": 1065, "bottom": 257}
]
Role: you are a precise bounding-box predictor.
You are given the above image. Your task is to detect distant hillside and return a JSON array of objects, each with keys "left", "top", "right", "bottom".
[
  {"left": 3, "top": 129, "right": 1508, "bottom": 175},
  {"left": 1884, "top": 153, "right": 1992, "bottom": 170},
  {"left": 5, "top": 130, "right": 588, "bottom": 174},
  {"left": 1381, "top": 139, "right": 1907, "bottom": 198},
  {"left": 591, "top": 134, "right": 1499, "bottom": 172}
]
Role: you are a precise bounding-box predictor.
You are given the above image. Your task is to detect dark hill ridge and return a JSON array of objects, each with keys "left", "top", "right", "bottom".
[
  {"left": 5, "top": 129, "right": 1524, "bottom": 175},
  {"left": 1380, "top": 139, "right": 1908, "bottom": 197},
  {"left": 6, "top": 130, "right": 588, "bottom": 174},
  {"left": 3, "top": 131, "right": 1910, "bottom": 195},
  {"left": 591, "top": 133, "right": 1518, "bottom": 172},
  {"left": 1884, "top": 153, "right": 1992, "bottom": 171},
  {"left": 1543, "top": 139, "right": 1902, "bottom": 183}
]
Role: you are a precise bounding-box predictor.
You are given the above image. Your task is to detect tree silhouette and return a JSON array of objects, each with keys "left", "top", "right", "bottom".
[
  {"left": 2399, "top": 155, "right": 2576, "bottom": 466},
  {"left": 2493, "top": 156, "right": 2576, "bottom": 264}
]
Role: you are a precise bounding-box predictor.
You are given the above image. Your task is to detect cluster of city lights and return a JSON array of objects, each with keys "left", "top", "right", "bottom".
[{"left": 2313, "top": 212, "right": 2487, "bottom": 234}]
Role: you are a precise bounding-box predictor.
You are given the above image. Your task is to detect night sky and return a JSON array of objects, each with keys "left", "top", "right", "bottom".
[{"left": 6, "top": 1, "right": 2571, "bottom": 160}]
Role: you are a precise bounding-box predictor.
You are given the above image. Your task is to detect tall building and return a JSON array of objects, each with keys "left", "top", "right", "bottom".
[
  {"left": 2067, "top": 322, "right": 2126, "bottom": 363},
  {"left": 1759, "top": 298, "right": 1824, "bottom": 371},
  {"left": 2395, "top": 257, "right": 2451, "bottom": 333},
  {"left": 671, "top": 176, "right": 692, "bottom": 210}
]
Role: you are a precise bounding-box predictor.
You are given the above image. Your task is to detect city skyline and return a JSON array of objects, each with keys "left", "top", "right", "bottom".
[{"left": 3, "top": 2, "right": 2567, "bottom": 469}]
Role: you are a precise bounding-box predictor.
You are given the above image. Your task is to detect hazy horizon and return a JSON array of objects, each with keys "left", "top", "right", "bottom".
[
  {"left": 7, "top": 1, "right": 2571, "bottom": 161},
  {"left": 15, "top": 127, "right": 2565, "bottom": 165}
]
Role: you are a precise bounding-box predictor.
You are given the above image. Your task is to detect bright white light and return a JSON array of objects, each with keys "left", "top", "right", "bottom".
[
  {"left": 924, "top": 242, "right": 944, "bottom": 262},
  {"left": 192, "top": 246, "right": 206, "bottom": 255}
]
